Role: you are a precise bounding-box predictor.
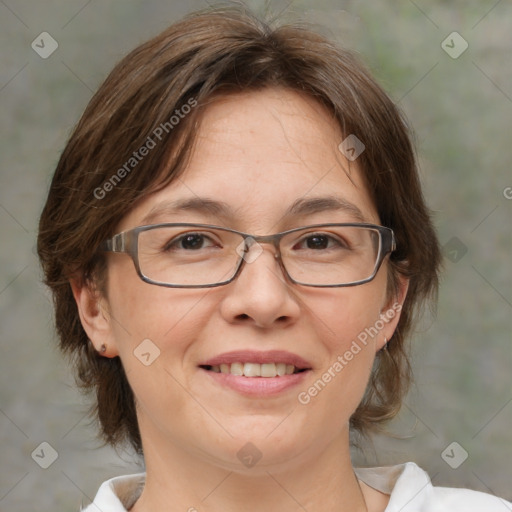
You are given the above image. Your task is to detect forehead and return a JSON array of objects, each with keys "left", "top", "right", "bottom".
[{"left": 121, "top": 88, "right": 379, "bottom": 231}]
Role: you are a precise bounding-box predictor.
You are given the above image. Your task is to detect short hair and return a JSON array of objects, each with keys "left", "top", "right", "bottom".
[{"left": 37, "top": 6, "right": 442, "bottom": 453}]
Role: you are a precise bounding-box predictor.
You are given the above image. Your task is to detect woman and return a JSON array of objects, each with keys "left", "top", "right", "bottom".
[{"left": 37, "top": 6, "right": 511, "bottom": 512}]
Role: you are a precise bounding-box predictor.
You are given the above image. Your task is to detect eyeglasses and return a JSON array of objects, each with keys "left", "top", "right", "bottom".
[{"left": 100, "top": 223, "right": 395, "bottom": 288}]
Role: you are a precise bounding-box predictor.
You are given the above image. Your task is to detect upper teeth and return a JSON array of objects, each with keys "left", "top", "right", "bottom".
[{"left": 210, "top": 362, "right": 297, "bottom": 377}]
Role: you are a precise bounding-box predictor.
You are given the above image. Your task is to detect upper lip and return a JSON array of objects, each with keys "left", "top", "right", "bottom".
[{"left": 200, "top": 350, "right": 312, "bottom": 370}]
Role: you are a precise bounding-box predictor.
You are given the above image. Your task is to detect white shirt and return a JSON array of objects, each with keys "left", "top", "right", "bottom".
[{"left": 81, "top": 462, "right": 512, "bottom": 511}]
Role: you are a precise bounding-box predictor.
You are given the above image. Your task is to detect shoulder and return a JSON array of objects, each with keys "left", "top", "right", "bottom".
[
  {"left": 81, "top": 465, "right": 512, "bottom": 512},
  {"left": 81, "top": 473, "right": 145, "bottom": 512},
  {"left": 355, "top": 462, "right": 512, "bottom": 512}
]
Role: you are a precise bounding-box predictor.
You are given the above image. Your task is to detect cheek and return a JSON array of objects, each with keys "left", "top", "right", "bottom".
[
  {"left": 106, "top": 258, "right": 209, "bottom": 344},
  {"left": 296, "top": 320, "right": 377, "bottom": 434},
  {"left": 306, "top": 284, "right": 384, "bottom": 353},
  {"left": 296, "top": 285, "right": 385, "bottom": 414},
  {"left": 105, "top": 278, "right": 211, "bottom": 426}
]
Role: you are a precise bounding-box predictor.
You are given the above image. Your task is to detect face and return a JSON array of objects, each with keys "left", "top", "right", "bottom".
[{"left": 78, "top": 88, "right": 406, "bottom": 473}]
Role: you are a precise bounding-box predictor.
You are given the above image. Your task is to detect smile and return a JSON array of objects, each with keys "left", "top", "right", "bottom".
[
  {"left": 198, "top": 350, "right": 312, "bottom": 396},
  {"left": 201, "top": 362, "right": 307, "bottom": 377}
]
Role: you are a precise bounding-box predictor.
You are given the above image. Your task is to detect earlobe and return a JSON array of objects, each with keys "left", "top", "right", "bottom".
[{"left": 69, "top": 278, "right": 119, "bottom": 358}]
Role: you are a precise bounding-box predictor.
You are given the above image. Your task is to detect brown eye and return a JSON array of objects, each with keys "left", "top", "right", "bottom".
[
  {"left": 164, "top": 233, "right": 215, "bottom": 252},
  {"left": 293, "top": 233, "right": 347, "bottom": 251},
  {"left": 304, "top": 234, "right": 329, "bottom": 249}
]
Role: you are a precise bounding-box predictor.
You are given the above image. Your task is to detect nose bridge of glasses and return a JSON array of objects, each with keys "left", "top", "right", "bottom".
[
  {"left": 243, "top": 233, "right": 281, "bottom": 258},
  {"left": 234, "top": 233, "right": 288, "bottom": 286}
]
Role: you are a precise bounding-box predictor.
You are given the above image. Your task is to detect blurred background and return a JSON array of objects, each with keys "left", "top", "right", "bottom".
[{"left": 1, "top": 0, "right": 511, "bottom": 510}]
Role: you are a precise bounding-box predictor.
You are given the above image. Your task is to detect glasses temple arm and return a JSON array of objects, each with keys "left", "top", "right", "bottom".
[{"left": 100, "top": 233, "right": 126, "bottom": 253}]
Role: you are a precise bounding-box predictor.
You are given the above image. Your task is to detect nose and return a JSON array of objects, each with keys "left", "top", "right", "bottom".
[{"left": 219, "top": 242, "right": 301, "bottom": 329}]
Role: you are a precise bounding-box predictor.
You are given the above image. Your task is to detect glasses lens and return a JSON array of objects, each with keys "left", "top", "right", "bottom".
[
  {"left": 136, "top": 224, "right": 383, "bottom": 287},
  {"left": 281, "top": 225, "right": 381, "bottom": 286},
  {"left": 137, "top": 226, "right": 243, "bottom": 286}
]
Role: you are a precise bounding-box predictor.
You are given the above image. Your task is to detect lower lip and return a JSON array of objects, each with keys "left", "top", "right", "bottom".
[{"left": 200, "top": 368, "right": 310, "bottom": 396}]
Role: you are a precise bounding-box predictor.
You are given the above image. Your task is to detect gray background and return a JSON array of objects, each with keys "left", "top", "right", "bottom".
[{"left": 1, "top": 0, "right": 511, "bottom": 510}]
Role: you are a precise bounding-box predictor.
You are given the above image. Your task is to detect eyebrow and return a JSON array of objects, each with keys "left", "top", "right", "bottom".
[{"left": 141, "top": 195, "right": 368, "bottom": 225}]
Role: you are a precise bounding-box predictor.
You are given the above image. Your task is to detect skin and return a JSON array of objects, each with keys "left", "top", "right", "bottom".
[{"left": 72, "top": 88, "right": 408, "bottom": 512}]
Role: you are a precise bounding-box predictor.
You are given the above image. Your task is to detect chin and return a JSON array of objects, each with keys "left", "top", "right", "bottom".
[{"left": 211, "top": 417, "right": 316, "bottom": 472}]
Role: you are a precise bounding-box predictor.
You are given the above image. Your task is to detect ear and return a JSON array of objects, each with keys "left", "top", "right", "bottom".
[
  {"left": 70, "top": 277, "right": 119, "bottom": 358},
  {"left": 375, "top": 275, "right": 409, "bottom": 352}
]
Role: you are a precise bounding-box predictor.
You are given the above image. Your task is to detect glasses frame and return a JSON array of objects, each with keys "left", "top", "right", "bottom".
[{"left": 100, "top": 222, "right": 396, "bottom": 288}]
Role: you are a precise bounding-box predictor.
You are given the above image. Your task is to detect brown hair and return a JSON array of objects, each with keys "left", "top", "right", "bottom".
[{"left": 37, "top": 6, "right": 441, "bottom": 453}]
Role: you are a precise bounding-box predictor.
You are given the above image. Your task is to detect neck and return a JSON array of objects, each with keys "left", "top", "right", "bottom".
[{"left": 131, "top": 424, "right": 368, "bottom": 512}]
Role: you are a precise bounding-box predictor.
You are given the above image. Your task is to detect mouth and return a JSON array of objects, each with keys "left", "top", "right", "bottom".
[
  {"left": 198, "top": 350, "right": 312, "bottom": 396},
  {"left": 199, "top": 362, "right": 309, "bottom": 377}
]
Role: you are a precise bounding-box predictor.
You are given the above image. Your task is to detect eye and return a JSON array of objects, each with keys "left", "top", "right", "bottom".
[
  {"left": 163, "top": 232, "right": 217, "bottom": 252},
  {"left": 294, "top": 233, "right": 348, "bottom": 251}
]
